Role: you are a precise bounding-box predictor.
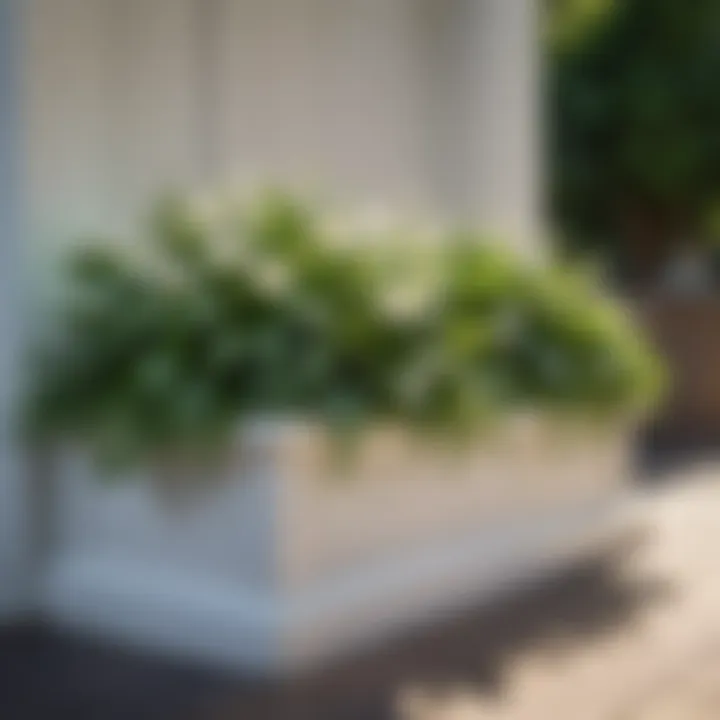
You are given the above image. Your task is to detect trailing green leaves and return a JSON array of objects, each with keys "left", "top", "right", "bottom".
[{"left": 23, "top": 191, "right": 664, "bottom": 471}]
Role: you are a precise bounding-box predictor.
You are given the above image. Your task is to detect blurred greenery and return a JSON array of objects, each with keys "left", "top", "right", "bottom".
[
  {"left": 24, "top": 191, "right": 663, "bottom": 471},
  {"left": 546, "top": 0, "right": 616, "bottom": 52},
  {"left": 550, "top": 0, "right": 720, "bottom": 280}
]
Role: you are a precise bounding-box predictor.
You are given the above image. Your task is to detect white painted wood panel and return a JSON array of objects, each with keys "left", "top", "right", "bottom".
[
  {"left": 212, "top": 0, "right": 326, "bottom": 190},
  {"left": 42, "top": 421, "right": 629, "bottom": 672},
  {"left": 316, "top": 0, "right": 431, "bottom": 208},
  {"left": 212, "top": 0, "right": 432, "bottom": 209},
  {"left": 454, "top": 0, "right": 542, "bottom": 249},
  {"left": 102, "top": 0, "right": 198, "bottom": 226},
  {"left": 24, "top": 0, "right": 540, "bottom": 242},
  {"left": 26, "top": 0, "right": 200, "bottom": 244},
  {"left": 25, "top": 0, "right": 115, "bottom": 252}
]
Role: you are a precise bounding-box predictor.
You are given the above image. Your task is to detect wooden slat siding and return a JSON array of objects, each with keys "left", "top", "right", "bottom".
[{"left": 26, "top": 0, "right": 198, "bottom": 245}]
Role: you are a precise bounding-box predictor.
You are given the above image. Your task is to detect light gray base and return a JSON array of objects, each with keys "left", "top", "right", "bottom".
[{"left": 41, "top": 497, "right": 625, "bottom": 675}]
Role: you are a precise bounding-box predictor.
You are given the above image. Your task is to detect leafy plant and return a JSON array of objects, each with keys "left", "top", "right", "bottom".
[
  {"left": 546, "top": 0, "right": 616, "bottom": 53},
  {"left": 550, "top": 0, "right": 720, "bottom": 279},
  {"left": 24, "top": 190, "right": 664, "bottom": 470}
]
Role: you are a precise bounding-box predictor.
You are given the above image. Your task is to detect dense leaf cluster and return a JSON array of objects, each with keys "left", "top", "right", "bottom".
[{"left": 25, "top": 191, "right": 663, "bottom": 468}]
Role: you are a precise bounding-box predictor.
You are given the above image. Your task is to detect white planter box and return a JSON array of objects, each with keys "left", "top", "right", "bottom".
[{"left": 41, "top": 419, "right": 632, "bottom": 675}]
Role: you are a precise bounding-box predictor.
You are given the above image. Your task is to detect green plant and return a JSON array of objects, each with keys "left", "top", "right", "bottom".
[
  {"left": 546, "top": 0, "right": 616, "bottom": 53},
  {"left": 24, "top": 190, "right": 664, "bottom": 469},
  {"left": 551, "top": 0, "right": 720, "bottom": 278}
]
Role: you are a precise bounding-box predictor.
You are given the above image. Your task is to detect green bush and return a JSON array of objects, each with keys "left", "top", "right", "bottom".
[
  {"left": 24, "top": 190, "right": 664, "bottom": 469},
  {"left": 551, "top": 0, "right": 720, "bottom": 277}
]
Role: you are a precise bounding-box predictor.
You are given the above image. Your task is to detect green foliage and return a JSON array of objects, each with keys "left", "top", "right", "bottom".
[
  {"left": 24, "top": 191, "right": 663, "bottom": 469},
  {"left": 551, "top": 0, "right": 720, "bottom": 273},
  {"left": 546, "top": 0, "right": 616, "bottom": 53}
]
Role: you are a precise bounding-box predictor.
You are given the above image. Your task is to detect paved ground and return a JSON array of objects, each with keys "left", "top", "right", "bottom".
[
  {"left": 399, "top": 467, "right": 720, "bottom": 720},
  {"left": 2, "top": 464, "right": 720, "bottom": 719}
]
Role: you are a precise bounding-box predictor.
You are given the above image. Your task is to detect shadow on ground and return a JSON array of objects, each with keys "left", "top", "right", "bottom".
[
  {"left": 639, "top": 427, "right": 720, "bottom": 484},
  {"left": 221, "top": 529, "right": 670, "bottom": 720},
  {"left": 0, "top": 526, "right": 672, "bottom": 720}
]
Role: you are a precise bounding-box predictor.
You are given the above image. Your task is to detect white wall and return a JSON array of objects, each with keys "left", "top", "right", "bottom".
[
  {"left": 25, "top": 0, "right": 541, "bottom": 249},
  {"left": 448, "top": 0, "right": 542, "bottom": 250}
]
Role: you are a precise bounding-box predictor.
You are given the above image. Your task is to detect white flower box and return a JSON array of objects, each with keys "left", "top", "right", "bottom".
[{"left": 41, "top": 418, "right": 632, "bottom": 675}]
